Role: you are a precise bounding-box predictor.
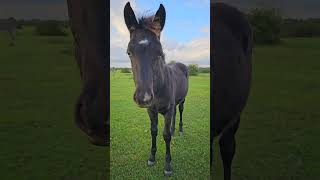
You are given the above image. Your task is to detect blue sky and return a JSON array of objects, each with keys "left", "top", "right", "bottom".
[
  {"left": 110, "top": 0, "right": 210, "bottom": 67},
  {"left": 135, "top": 0, "right": 210, "bottom": 43}
]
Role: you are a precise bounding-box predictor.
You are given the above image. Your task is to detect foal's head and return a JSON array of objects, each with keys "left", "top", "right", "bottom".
[{"left": 124, "top": 2, "right": 166, "bottom": 108}]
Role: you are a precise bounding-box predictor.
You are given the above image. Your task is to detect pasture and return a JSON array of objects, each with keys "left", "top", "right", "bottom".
[
  {"left": 110, "top": 72, "right": 210, "bottom": 179},
  {"left": 214, "top": 38, "right": 320, "bottom": 179},
  {"left": 0, "top": 27, "right": 108, "bottom": 179},
  {"left": 2, "top": 25, "right": 320, "bottom": 180}
]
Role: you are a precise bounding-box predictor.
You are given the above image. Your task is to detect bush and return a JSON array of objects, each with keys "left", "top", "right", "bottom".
[
  {"left": 120, "top": 68, "right": 131, "bottom": 73},
  {"left": 248, "top": 8, "right": 282, "bottom": 44},
  {"left": 188, "top": 64, "right": 199, "bottom": 76},
  {"left": 35, "top": 21, "right": 67, "bottom": 36},
  {"left": 281, "top": 19, "right": 320, "bottom": 38},
  {"left": 199, "top": 67, "right": 210, "bottom": 73}
]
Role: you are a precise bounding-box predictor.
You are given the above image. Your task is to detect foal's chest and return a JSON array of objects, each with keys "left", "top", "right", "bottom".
[{"left": 153, "top": 97, "right": 173, "bottom": 115}]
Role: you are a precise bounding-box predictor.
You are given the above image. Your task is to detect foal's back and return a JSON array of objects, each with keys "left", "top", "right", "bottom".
[
  {"left": 167, "top": 62, "right": 189, "bottom": 104},
  {"left": 211, "top": 2, "right": 252, "bottom": 137}
]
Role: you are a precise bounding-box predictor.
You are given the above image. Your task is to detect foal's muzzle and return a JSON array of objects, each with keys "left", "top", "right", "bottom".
[{"left": 134, "top": 89, "right": 154, "bottom": 108}]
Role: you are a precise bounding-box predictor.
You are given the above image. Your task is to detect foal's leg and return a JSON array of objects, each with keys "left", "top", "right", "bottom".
[
  {"left": 219, "top": 117, "right": 240, "bottom": 180},
  {"left": 178, "top": 100, "right": 185, "bottom": 135},
  {"left": 170, "top": 106, "right": 177, "bottom": 136},
  {"left": 147, "top": 108, "right": 158, "bottom": 166},
  {"left": 163, "top": 108, "right": 174, "bottom": 176}
]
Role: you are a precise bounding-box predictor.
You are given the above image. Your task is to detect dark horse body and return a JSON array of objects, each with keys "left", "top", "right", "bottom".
[
  {"left": 211, "top": 3, "right": 253, "bottom": 180},
  {"left": 124, "top": 2, "right": 189, "bottom": 176},
  {"left": 67, "top": 0, "right": 109, "bottom": 146}
]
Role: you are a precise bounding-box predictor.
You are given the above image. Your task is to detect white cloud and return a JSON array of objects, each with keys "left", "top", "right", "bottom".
[
  {"left": 163, "top": 36, "right": 209, "bottom": 64},
  {"left": 110, "top": 0, "right": 209, "bottom": 67}
]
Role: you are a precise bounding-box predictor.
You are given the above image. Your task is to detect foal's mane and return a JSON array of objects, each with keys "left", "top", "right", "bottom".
[
  {"left": 137, "top": 16, "right": 156, "bottom": 30},
  {"left": 136, "top": 15, "right": 162, "bottom": 38}
]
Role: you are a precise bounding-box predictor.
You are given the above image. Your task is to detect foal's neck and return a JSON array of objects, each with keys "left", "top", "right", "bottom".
[{"left": 153, "top": 59, "right": 172, "bottom": 95}]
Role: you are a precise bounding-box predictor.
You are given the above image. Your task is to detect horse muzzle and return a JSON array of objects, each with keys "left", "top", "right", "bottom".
[{"left": 133, "top": 89, "right": 154, "bottom": 108}]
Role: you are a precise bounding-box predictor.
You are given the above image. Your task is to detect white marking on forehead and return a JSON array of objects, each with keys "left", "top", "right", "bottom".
[
  {"left": 143, "top": 92, "right": 151, "bottom": 102},
  {"left": 138, "top": 39, "right": 149, "bottom": 45}
]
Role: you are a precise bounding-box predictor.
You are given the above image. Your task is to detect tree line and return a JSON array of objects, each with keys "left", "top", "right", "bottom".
[
  {"left": 247, "top": 8, "right": 320, "bottom": 44},
  {"left": 14, "top": 11, "right": 320, "bottom": 42},
  {"left": 112, "top": 64, "right": 210, "bottom": 76}
]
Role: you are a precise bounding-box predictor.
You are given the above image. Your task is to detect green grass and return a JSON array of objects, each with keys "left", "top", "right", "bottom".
[
  {"left": 0, "top": 27, "right": 108, "bottom": 179},
  {"left": 110, "top": 72, "right": 210, "bottom": 179},
  {"left": 214, "top": 38, "right": 320, "bottom": 180},
  {"left": 2, "top": 26, "right": 319, "bottom": 180}
]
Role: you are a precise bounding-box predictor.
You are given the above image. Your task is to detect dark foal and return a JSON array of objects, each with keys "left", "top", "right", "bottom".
[
  {"left": 211, "top": 3, "right": 253, "bottom": 180},
  {"left": 67, "top": 0, "right": 109, "bottom": 146},
  {"left": 124, "top": 2, "right": 189, "bottom": 176}
]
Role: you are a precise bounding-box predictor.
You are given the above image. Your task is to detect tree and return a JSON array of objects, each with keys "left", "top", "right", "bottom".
[
  {"left": 188, "top": 64, "right": 199, "bottom": 76},
  {"left": 35, "top": 21, "right": 67, "bottom": 36},
  {"left": 121, "top": 68, "right": 131, "bottom": 73},
  {"left": 248, "top": 8, "right": 282, "bottom": 44}
]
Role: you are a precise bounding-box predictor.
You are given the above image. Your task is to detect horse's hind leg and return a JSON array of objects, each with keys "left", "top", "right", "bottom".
[
  {"left": 178, "top": 99, "right": 185, "bottom": 135},
  {"left": 170, "top": 106, "right": 176, "bottom": 136},
  {"left": 219, "top": 117, "right": 240, "bottom": 180}
]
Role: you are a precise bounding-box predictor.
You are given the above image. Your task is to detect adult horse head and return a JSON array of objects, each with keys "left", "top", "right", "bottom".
[
  {"left": 211, "top": 2, "right": 253, "bottom": 180},
  {"left": 67, "top": 0, "right": 109, "bottom": 146},
  {"left": 124, "top": 2, "right": 189, "bottom": 176}
]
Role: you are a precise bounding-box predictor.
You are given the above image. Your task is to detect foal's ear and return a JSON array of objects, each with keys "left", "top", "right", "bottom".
[
  {"left": 124, "top": 2, "right": 138, "bottom": 33},
  {"left": 152, "top": 4, "right": 166, "bottom": 38}
]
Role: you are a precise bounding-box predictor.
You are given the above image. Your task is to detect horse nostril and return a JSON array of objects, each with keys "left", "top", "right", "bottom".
[{"left": 143, "top": 92, "right": 153, "bottom": 102}]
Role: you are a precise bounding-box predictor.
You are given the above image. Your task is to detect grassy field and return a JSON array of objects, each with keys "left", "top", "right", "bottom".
[
  {"left": 0, "top": 27, "right": 108, "bottom": 179},
  {"left": 214, "top": 38, "right": 320, "bottom": 180},
  {"left": 110, "top": 72, "right": 210, "bottom": 179},
  {"left": 2, "top": 26, "right": 320, "bottom": 180}
]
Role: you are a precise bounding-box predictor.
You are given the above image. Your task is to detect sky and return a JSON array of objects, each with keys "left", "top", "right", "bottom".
[
  {"left": 0, "top": 0, "right": 68, "bottom": 20},
  {"left": 1, "top": 0, "right": 320, "bottom": 66},
  {"left": 216, "top": 0, "right": 320, "bottom": 19},
  {"left": 110, "top": 0, "right": 210, "bottom": 67},
  {"left": 1, "top": 0, "right": 320, "bottom": 20}
]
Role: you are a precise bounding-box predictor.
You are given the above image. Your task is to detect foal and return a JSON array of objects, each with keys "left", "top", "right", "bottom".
[
  {"left": 124, "top": 2, "right": 189, "bottom": 176},
  {"left": 211, "top": 3, "right": 253, "bottom": 180}
]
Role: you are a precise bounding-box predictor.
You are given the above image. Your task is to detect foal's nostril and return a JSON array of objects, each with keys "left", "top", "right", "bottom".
[
  {"left": 143, "top": 92, "right": 153, "bottom": 102},
  {"left": 133, "top": 90, "right": 154, "bottom": 107}
]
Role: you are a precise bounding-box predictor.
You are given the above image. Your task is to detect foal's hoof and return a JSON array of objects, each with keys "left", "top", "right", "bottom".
[
  {"left": 179, "top": 131, "right": 184, "bottom": 136},
  {"left": 147, "top": 160, "right": 156, "bottom": 166},
  {"left": 164, "top": 170, "right": 173, "bottom": 176},
  {"left": 164, "top": 163, "right": 172, "bottom": 176}
]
